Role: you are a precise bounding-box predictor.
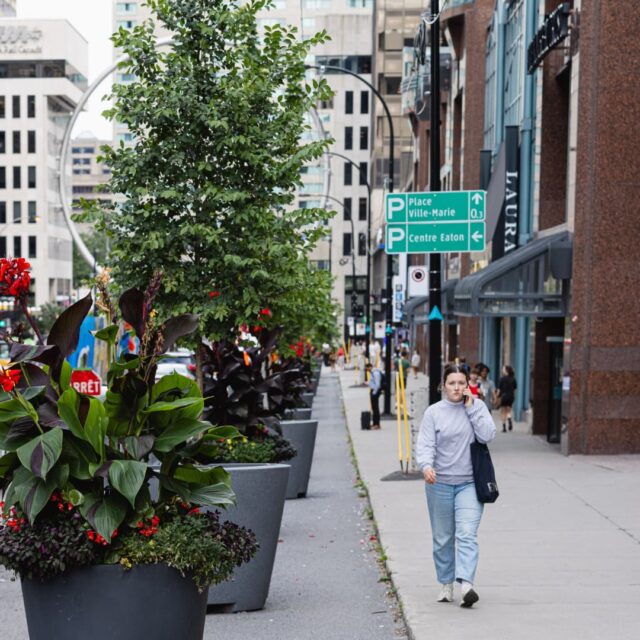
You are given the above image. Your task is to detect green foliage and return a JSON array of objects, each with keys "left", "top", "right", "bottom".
[
  {"left": 88, "top": 0, "right": 335, "bottom": 340},
  {"left": 202, "top": 433, "right": 295, "bottom": 464},
  {"left": 117, "top": 510, "right": 257, "bottom": 590},
  {"left": 72, "top": 231, "right": 109, "bottom": 289},
  {"left": 0, "top": 286, "right": 240, "bottom": 558},
  {"left": 0, "top": 510, "right": 96, "bottom": 581}
]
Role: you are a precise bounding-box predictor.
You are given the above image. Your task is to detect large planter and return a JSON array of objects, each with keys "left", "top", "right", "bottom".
[
  {"left": 284, "top": 407, "right": 312, "bottom": 420},
  {"left": 280, "top": 419, "right": 318, "bottom": 499},
  {"left": 207, "top": 463, "right": 289, "bottom": 612},
  {"left": 22, "top": 564, "right": 206, "bottom": 640},
  {"left": 301, "top": 392, "right": 314, "bottom": 407}
]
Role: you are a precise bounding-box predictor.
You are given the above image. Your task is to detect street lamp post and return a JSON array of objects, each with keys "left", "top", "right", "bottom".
[
  {"left": 323, "top": 151, "right": 373, "bottom": 361},
  {"left": 301, "top": 192, "right": 361, "bottom": 343},
  {"left": 305, "top": 64, "right": 396, "bottom": 414}
]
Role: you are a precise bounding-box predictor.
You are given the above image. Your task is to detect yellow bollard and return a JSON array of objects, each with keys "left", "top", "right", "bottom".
[
  {"left": 395, "top": 370, "right": 403, "bottom": 470},
  {"left": 398, "top": 364, "right": 411, "bottom": 473}
]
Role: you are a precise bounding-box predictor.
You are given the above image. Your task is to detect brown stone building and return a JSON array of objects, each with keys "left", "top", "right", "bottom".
[{"left": 400, "top": 0, "right": 640, "bottom": 454}]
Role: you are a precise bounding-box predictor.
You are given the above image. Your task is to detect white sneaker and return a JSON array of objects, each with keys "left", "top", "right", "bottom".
[
  {"left": 437, "top": 583, "right": 454, "bottom": 603},
  {"left": 460, "top": 581, "right": 479, "bottom": 608}
]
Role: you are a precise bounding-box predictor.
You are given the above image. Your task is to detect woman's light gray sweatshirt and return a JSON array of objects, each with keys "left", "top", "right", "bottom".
[{"left": 416, "top": 398, "right": 496, "bottom": 484}]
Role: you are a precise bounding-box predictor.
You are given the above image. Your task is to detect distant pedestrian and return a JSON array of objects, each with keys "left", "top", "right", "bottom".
[
  {"left": 478, "top": 365, "right": 497, "bottom": 412},
  {"left": 468, "top": 368, "right": 484, "bottom": 400},
  {"left": 366, "top": 362, "right": 384, "bottom": 430},
  {"left": 416, "top": 363, "right": 496, "bottom": 607},
  {"left": 497, "top": 365, "right": 517, "bottom": 432},
  {"left": 395, "top": 349, "right": 410, "bottom": 390},
  {"left": 329, "top": 349, "right": 337, "bottom": 373},
  {"left": 337, "top": 346, "right": 345, "bottom": 369},
  {"left": 411, "top": 349, "right": 421, "bottom": 379},
  {"left": 322, "top": 342, "right": 330, "bottom": 367}
]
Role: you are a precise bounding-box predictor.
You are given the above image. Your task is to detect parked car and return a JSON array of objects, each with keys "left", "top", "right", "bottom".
[{"left": 155, "top": 349, "right": 196, "bottom": 380}]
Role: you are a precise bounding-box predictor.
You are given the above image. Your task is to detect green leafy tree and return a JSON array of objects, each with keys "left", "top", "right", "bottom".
[
  {"left": 88, "top": 0, "right": 334, "bottom": 343},
  {"left": 72, "top": 231, "right": 109, "bottom": 289}
]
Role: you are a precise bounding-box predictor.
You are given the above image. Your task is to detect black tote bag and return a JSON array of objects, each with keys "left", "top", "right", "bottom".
[{"left": 469, "top": 440, "right": 499, "bottom": 503}]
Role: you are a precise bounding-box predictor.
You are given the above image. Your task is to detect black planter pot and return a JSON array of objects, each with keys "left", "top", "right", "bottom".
[
  {"left": 207, "top": 463, "right": 289, "bottom": 612},
  {"left": 21, "top": 564, "right": 206, "bottom": 640},
  {"left": 280, "top": 419, "right": 318, "bottom": 499},
  {"left": 284, "top": 407, "right": 312, "bottom": 420}
]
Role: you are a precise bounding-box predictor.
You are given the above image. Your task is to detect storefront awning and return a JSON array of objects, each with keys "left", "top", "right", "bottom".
[{"left": 454, "top": 231, "right": 572, "bottom": 317}]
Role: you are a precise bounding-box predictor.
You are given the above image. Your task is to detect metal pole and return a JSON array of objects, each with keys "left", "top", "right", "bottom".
[
  {"left": 304, "top": 64, "right": 395, "bottom": 411},
  {"left": 428, "top": 0, "right": 442, "bottom": 405},
  {"left": 325, "top": 151, "right": 372, "bottom": 361}
]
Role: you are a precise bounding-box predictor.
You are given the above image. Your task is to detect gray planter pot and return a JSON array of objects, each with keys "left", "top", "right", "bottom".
[
  {"left": 285, "top": 407, "right": 312, "bottom": 420},
  {"left": 21, "top": 564, "right": 206, "bottom": 640},
  {"left": 280, "top": 419, "right": 318, "bottom": 499},
  {"left": 301, "top": 392, "right": 314, "bottom": 407},
  {"left": 207, "top": 463, "right": 289, "bottom": 612}
]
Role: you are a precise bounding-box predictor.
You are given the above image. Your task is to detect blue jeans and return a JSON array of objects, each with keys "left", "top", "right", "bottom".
[{"left": 425, "top": 481, "right": 484, "bottom": 584}]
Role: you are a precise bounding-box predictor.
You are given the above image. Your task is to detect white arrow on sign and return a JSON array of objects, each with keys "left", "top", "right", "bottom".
[
  {"left": 471, "top": 192, "right": 483, "bottom": 205},
  {"left": 471, "top": 230, "right": 483, "bottom": 242}
]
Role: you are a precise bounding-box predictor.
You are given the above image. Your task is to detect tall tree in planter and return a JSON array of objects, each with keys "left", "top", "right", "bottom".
[{"left": 89, "top": 0, "right": 333, "bottom": 341}]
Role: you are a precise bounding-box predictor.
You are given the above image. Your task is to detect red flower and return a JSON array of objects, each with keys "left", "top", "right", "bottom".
[
  {"left": 209, "top": 290, "right": 221, "bottom": 299},
  {"left": 259, "top": 308, "right": 272, "bottom": 318},
  {"left": 0, "top": 368, "right": 21, "bottom": 392},
  {"left": 289, "top": 344, "right": 296, "bottom": 350},
  {"left": 0, "top": 257, "right": 31, "bottom": 299},
  {"left": 252, "top": 325, "right": 262, "bottom": 334}
]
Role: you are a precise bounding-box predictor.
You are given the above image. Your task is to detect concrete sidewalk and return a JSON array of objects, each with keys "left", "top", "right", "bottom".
[{"left": 338, "top": 369, "right": 640, "bottom": 640}]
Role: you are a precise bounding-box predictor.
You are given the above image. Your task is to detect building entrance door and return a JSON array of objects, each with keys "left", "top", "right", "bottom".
[{"left": 547, "top": 338, "right": 564, "bottom": 443}]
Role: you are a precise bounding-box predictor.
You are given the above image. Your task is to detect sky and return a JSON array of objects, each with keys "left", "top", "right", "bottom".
[{"left": 18, "top": 0, "right": 114, "bottom": 139}]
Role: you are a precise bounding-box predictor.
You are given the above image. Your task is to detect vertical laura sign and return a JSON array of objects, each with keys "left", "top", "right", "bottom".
[{"left": 492, "top": 126, "right": 520, "bottom": 259}]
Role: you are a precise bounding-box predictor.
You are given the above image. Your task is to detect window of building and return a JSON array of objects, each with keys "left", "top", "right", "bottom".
[
  {"left": 13, "top": 201, "right": 21, "bottom": 223},
  {"left": 303, "top": 0, "right": 331, "bottom": 7},
  {"left": 72, "top": 158, "right": 91, "bottom": 165},
  {"left": 0, "top": 96, "right": 4, "bottom": 118},
  {"left": 0, "top": 237, "right": 5, "bottom": 257},
  {"left": 28, "top": 201, "right": 36, "bottom": 223},
  {"left": 13, "top": 166, "right": 20, "bottom": 188},
  {"left": 27, "top": 131, "right": 35, "bottom": 153},
  {"left": 116, "top": 73, "right": 136, "bottom": 83},
  {"left": 27, "top": 96, "right": 35, "bottom": 118},
  {"left": 345, "top": 91, "right": 353, "bottom": 114},
  {"left": 358, "top": 232, "right": 367, "bottom": 256},
  {"left": 379, "top": 75, "right": 401, "bottom": 95},
  {"left": 359, "top": 197, "right": 367, "bottom": 221},
  {"left": 360, "top": 91, "right": 369, "bottom": 114},
  {"left": 0, "top": 201, "right": 5, "bottom": 223},
  {"left": 72, "top": 169, "right": 90, "bottom": 175},
  {"left": 27, "top": 166, "right": 35, "bottom": 188},
  {"left": 117, "top": 20, "right": 137, "bottom": 29},
  {"left": 116, "top": 132, "right": 135, "bottom": 143},
  {"left": 116, "top": 2, "right": 137, "bottom": 13},
  {"left": 318, "top": 97, "right": 333, "bottom": 109},
  {"left": 359, "top": 161, "right": 368, "bottom": 185},
  {"left": 28, "top": 236, "right": 36, "bottom": 258},
  {"left": 302, "top": 17, "right": 316, "bottom": 30},
  {"left": 344, "top": 126, "right": 353, "bottom": 150},
  {"left": 346, "top": 0, "right": 373, "bottom": 7},
  {"left": 0, "top": 167, "right": 5, "bottom": 188},
  {"left": 343, "top": 197, "right": 352, "bottom": 220},
  {"left": 72, "top": 185, "right": 95, "bottom": 194},
  {"left": 13, "top": 236, "right": 21, "bottom": 257},
  {"left": 344, "top": 162, "right": 352, "bottom": 186},
  {"left": 359, "top": 126, "right": 368, "bottom": 150},
  {"left": 343, "top": 232, "right": 352, "bottom": 256},
  {"left": 12, "top": 131, "right": 19, "bottom": 154},
  {"left": 12, "top": 96, "right": 20, "bottom": 118},
  {"left": 0, "top": 131, "right": 4, "bottom": 153}
]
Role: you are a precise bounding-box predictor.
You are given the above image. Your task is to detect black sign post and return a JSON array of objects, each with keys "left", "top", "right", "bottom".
[{"left": 428, "top": 0, "right": 442, "bottom": 406}]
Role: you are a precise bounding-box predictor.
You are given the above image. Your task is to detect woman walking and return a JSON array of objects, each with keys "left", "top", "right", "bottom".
[
  {"left": 497, "top": 365, "right": 517, "bottom": 432},
  {"left": 417, "top": 363, "right": 496, "bottom": 607}
]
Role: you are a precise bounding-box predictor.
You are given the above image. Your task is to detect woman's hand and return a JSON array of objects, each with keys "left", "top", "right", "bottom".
[
  {"left": 462, "top": 388, "right": 473, "bottom": 407},
  {"left": 423, "top": 467, "right": 436, "bottom": 484}
]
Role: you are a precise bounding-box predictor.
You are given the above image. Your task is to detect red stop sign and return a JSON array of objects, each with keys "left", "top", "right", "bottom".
[{"left": 70, "top": 370, "right": 102, "bottom": 396}]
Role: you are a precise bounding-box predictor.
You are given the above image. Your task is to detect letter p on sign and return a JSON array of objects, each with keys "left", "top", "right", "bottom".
[
  {"left": 387, "top": 226, "right": 406, "bottom": 253},
  {"left": 386, "top": 195, "right": 406, "bottom": 222}
]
